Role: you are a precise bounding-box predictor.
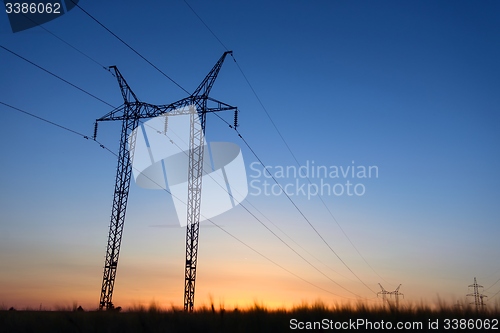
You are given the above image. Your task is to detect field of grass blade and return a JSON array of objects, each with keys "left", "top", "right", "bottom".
[{"left": 1, "top": 300, "right": 499, "bottom": 332}]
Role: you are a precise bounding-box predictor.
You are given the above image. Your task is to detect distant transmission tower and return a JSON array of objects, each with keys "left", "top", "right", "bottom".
[
  {"left": 94, "top": 51, "right": 237, "bottom": 311},
  {"left": 467, "top": 277, "right": 487, "bottom": 310},
  {"left": 378, "top": 283, "right": 404, "bottom": 308}
]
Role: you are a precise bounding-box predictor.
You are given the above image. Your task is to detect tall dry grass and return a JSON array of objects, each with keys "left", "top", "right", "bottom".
[{"left": 1, "top": 299, "right": 498, "bottom": 332}]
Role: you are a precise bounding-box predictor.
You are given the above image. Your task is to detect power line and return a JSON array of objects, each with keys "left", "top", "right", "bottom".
[
  {"left": 236, "top": 128, "right": 377, "bottom": 295},
  {"left": 37, "top": 24, "right": 115, "bottom": 77},
  {"left": 488, "top": 289, "right": 500, "bottom": 301},
  {"left": 0, "top": 44, "right": 115, "bottom": 108},
  {"left": 0, "top": 100, "right": 114, "bottom": 156},
  {"left": 16, "top": 11, "right": 114, "bottom": 76},
  {"left": 70, "top": 0, "right": 190, "bottom": 95},
  {"left": 182, "top": 1, "right": 388, "bottom": 292},
  {"left": 212, "top": 113, "right": 362, "bottom": 284},
  {"left": 183, "top": 0, "right": 229, "bottom": 51},
  {"left": 220, "top": 184, "right": 364, "bottom": 297},
  {"left": 128, "top": 120, "right": 362, "bottom": 300},
  {"left": 139, "top": 115, "right": 363, "bottom": 298},
  {"left": 229, "top": 56, "right": 386, "bottom": 291},
  {"left": 485, "top": 276, "right": 500, "bottom": 292},
  {"left": 207, "top": 217, "right": 357, "bottom": 300},
  {"left": 211, "top": 108, "right": 378, "bottom": 297},
  {"left": 0, "top": 101, "right": 90, "bottom": 139}
]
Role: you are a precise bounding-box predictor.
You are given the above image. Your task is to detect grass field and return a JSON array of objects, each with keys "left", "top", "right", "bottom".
[{"left": 1, "top": 301, "right": 499, "bottom": 332}]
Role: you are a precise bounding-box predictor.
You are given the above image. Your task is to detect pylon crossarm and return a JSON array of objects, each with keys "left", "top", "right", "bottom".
[
  {"left": 98, "top": 102, "right": 236, "bottom": 124},
  {"left": 206, "top": 97, "right": 237, "bottom": 112},
  {"left": 96, "top": 105, "right": 126, "bottom": 122}
]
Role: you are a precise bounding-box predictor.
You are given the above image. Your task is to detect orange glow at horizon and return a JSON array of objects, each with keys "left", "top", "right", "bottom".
[{"left": 0, "top": 256, "right": 458, "bottom": 312}]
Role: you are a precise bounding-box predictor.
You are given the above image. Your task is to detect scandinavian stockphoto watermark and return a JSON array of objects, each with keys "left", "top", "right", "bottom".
[
  {"left": 249, "top": 160, "right": 378, "bottom": 199},
  {"left": 128, "top": 105, "right": 248, "bottom": 227}
]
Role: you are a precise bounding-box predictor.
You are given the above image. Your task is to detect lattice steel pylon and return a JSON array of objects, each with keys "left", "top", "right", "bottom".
[
  {"left": 378, "top": 283, "right": 404, "bottom": 308},
  {"left": 467, "top": 277, "right": 487, "bottom": 311},
  {"left": 94, "top": 51, "right": 237, "bottom": 310}
]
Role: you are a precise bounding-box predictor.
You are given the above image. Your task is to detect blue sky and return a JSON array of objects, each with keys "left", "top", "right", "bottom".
[{"left": 1, "top": 0, "right": 499, "bottom": 309}]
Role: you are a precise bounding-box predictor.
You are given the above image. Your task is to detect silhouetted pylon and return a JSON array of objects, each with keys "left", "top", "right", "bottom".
[
  {"left": 378, "top": 283, "right": 404, "bottom": 308},
  {"left": 467, "top": 277, "right": 487, "bottom": 311}
]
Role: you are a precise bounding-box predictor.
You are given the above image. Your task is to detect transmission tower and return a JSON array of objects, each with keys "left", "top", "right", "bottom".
[
  {"left": 94, "top": 51, "right": 237, "bottom": 310},
  {"left": 467, "top": 277, "right": 487, "bottom": 310},
  {"left": 378, "top": 283, "right": 404, "bottom": 307}
]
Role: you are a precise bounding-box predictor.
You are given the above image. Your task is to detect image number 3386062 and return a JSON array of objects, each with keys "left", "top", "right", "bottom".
[{"left": 3, "top": 0, "right": 80, "bottom": 33}]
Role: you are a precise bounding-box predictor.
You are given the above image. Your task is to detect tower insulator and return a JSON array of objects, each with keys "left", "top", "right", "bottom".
[
  {"left": 233, "top": 110, "right": 238, "bottom": 128},
  {"left": 164, "top": 114, "right": 168, "bottom": 134},
  {"left": 93, "top": 122, "right": 98, "bottom": 140}
]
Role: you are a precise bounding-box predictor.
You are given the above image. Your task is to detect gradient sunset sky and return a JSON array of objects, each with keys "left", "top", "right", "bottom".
[{"left": 1, "top": 0, "right": 499, "bottom": 310}]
